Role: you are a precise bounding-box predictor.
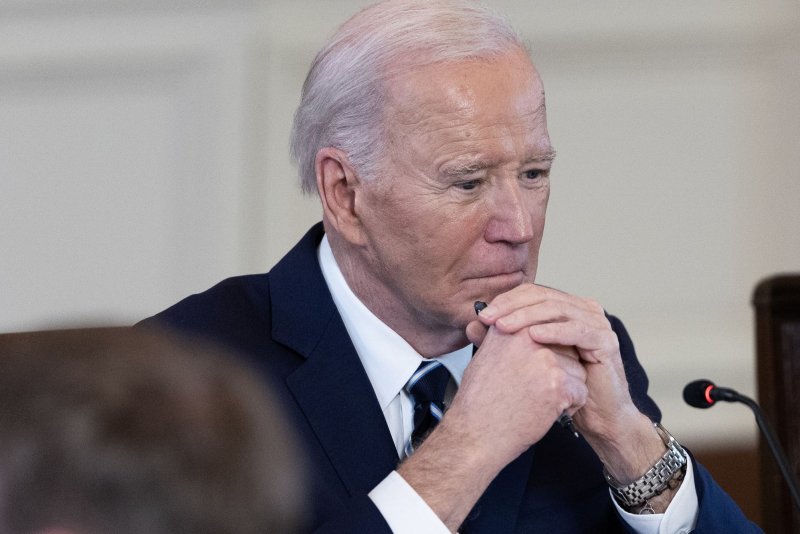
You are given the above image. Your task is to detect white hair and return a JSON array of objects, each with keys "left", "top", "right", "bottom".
[{"left": 290, "top": 0, "right": 528, "bottom": 195}]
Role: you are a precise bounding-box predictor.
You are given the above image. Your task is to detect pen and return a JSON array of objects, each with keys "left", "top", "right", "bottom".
[
  {"left": 557, "top": 412, "right": 580, "bottom": 439},
  {"left": 474, "top": 300, "right": 580, "bottom": 439}
]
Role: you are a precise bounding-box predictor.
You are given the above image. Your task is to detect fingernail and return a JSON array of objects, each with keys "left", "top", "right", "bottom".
[{"left": 480, "top": 305, "right": 497, "bottom": 319}]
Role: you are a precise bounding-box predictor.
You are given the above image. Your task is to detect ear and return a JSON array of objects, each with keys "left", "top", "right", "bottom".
[{"left": 315, "top": 147, "right": 367, "bottom": 246}]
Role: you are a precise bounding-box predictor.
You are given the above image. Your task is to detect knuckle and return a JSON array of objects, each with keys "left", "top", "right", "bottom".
[
  {"left": 578, "top": 321, "right": 590, "bottom": 337},
  {"left": 571, "top": 359, "right": 588, "bottom": 381},
  {"left": 605, "top": 331, "right": 620, "bottom": 352},
  {"left": 555, "top": 300, "right": 570, "bottom": 320},
  {"left": 547, "top": 366, "right": 569, "bottom": 390},
  {"left": 549, "top": 322, "right": 565, "bottom": 337},
  {"left": 576, "top": 383, "right": 589, "bottom": 404},
  {"left": 535, "top": 347, "right": 557, "bottom": 366},
  {"left": 585, "top": 298, "right": 604, "bottom": 313},
  {"left": 490, "top": 293, "right": 507, "bottom": 307}
]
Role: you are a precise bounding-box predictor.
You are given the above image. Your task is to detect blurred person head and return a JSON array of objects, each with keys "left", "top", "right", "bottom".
[{"left": 0, "top": 327, "right": 306, "bottom": 534}]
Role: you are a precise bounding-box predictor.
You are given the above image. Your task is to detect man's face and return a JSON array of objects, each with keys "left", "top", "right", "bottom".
[{"left": 352, "top": 48, "right": 552, "bottom": 343}]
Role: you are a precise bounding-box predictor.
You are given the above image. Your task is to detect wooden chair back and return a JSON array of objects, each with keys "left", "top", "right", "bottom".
[{"left": 753, "top": 274, "right": 800, "bottom": 533}]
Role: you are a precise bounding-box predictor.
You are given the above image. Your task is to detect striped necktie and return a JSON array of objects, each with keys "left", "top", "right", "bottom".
[{"left": 404, "top": 360, "right": 450, "bottom": 456}]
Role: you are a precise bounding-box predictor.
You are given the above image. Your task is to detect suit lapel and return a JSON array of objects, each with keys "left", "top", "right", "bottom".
[{"left": 271, "top": 224, "right": 399, "bottom": 496}]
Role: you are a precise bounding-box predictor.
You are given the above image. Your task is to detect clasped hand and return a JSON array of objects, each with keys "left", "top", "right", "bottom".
[
  {"left": 398, "top": 285, "right": 675, "bottom": 528},
  {"left": 454, "top": 284, "right": 647, "bottom": 470}
]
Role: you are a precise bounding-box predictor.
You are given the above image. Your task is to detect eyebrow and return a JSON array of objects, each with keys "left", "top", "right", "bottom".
[
  {"left": 524, "top": 149, "right": 557, "bottom": 164},
  {"left": 442, "top": 148, "right": 557, "bottom": 178},
  {"left": 442, "top": 159, "right": 499, "bottom": 178}
]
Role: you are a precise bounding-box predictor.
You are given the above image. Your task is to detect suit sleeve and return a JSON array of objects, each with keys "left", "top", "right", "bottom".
[
  {"left": 687, "top": 452, "right": 763, "bottom": 532},
  {"left": 610, "top": 314, "right": 763, "bottom": 533},
  {"left": 310, "top": 495, "right": 392, "bottom": 534}
]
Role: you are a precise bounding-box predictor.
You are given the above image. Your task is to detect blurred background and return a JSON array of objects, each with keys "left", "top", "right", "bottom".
[{"left": 1, "top": 0, "right": 798, "bottom": 476}]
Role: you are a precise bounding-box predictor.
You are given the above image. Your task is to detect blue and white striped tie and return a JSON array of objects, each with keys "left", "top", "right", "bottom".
[{"left": 404, "top": 360, "right": 450, "bottom": 456}]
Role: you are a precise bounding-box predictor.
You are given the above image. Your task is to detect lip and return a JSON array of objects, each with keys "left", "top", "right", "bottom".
[{"left": 466, "top": 270, "right": 526, "bottom": 284}]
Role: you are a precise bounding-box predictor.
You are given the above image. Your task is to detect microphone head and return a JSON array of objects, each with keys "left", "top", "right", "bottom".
[{"left": 683, "top": 379, "right": 717, "bottom": 408}]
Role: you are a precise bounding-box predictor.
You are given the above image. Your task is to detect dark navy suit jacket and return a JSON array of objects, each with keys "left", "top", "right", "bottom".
[{"left": 142, "top": 223, "right": 760, "bottom": 533}]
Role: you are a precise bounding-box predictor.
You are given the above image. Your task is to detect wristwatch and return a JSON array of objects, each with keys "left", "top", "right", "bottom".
[{"left": 603, "top": 422, "right": 688, "bottom": 508}]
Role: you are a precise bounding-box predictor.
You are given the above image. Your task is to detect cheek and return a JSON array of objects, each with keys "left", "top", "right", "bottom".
[
  {"left": 383, "top": 194, "right": 472, "bottom": 250},
  {"left": 361, "top": 187, "right": 423, "bottom": 245},
  {"left": 425, "top": 214, "right": 490, "bottom": 278},
  {"left": 528, "top": 188, "right": 549, "bottom": 230},
  {"left": 389, "top": 211, "right": 484, "bottom": 286}
]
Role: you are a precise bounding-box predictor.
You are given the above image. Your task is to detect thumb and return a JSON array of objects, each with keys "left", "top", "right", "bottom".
[{"left": 466, "top": 320, "right": 488, "bottom": 347}]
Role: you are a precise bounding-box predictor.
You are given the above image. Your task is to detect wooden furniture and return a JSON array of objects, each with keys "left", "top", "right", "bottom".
[{"left": 753, "top": 274, "right": 800, "bottom": 533}]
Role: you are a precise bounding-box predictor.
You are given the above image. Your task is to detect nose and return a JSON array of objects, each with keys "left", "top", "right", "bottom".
[{"left": 484, "top": 181, "right": 535, "bottom": 245}]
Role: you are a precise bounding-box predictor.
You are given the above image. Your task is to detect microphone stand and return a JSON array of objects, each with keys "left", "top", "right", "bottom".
[{"left": 732, "top": 392, "right": 800, "bottom": 512}]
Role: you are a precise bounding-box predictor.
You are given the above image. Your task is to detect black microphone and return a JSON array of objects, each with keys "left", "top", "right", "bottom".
[
  {"left": 683, "top": 379, "right": 800, "bottom": 512},
  {"left": 683, "top": 379, "right": 740, "bottom": 407}
]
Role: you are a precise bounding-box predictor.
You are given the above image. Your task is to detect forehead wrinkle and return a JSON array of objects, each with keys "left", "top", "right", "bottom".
[
  {"left": 426, "top": 116, "right": 552, "bottom": 176},
  {"left": 390, "top": 99, "right": 475, "bottom": 139},
  {"left": 400, "top": 110, "right": 547, "bottom": 158},
  {"left": 384, "top": 63, "right": 549, "bottom": 175},
  {"left": 395, "top": 89, "right": 545, "bottom": 135},
  {"left": 387, "top": 69, "right": 545, "bottom": 138},
  {"left": 386, "top": 78, "right": 483, "bottom": 135}
]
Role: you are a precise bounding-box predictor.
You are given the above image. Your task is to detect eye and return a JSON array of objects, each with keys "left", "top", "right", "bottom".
[
  {"left": 522, "top": 169, "right": 543, "bottom": 181},
  {"left": 454, "top": 179, "right": 480, "bottom": 191}
]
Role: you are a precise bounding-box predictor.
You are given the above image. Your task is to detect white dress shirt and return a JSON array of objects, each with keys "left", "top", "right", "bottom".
[{"left": 317, "top": 235, "right": 697, "bottom": 533}]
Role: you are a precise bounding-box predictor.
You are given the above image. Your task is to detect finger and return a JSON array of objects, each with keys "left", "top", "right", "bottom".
[
  {"left": 554, "top": 349, "right": 588, "bottom": 382},
  {"left": 481, "top": 284, "right": 602, "bottom": 323},
  {"left": 465, "top": 319, "right": 488, "bottom": 346},
  {"left": 528, "top": 321, "right": 619, "bottom": 364},
  {"left": 475, "top": 284, "right": 566, "bottom": 325},
  {"left": 561, "top": 376, "right": 589, "bottom": 416},
  {"left": 549, "top": 343, "right": 581, "bottom": 361},
  {"left": 529, "top": 348, "right": 588, "bottom": 418},
  {"left": 532, "top": 346, "right": 588, "bottom": 385},
  {"left": 493, "top": 299, "right": 609, "bottom": 335}
]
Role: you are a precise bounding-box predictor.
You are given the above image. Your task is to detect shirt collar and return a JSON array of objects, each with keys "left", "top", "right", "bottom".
[{"left": 317, "top": 235, "right": 472, "bottom": 410}]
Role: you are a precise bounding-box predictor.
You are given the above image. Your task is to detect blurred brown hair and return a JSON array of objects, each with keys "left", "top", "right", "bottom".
[{"left": 0, "top": 327, "right": 306, "bottom": 534}]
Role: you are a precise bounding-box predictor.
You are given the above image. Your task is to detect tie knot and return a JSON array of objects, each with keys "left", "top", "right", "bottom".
[{"left": 405, "top": 360, "right": 450, "bottom": 405}]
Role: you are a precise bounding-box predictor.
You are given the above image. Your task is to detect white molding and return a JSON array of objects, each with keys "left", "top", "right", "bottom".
[
  {"left": 0, "top": 0, "right": 261, "bottom": 16},
  {"left": 0, "top": 1, "right": 272, "bottom": 331}
]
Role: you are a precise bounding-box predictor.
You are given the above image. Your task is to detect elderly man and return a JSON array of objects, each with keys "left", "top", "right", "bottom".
[{"left": 143, "top": 1, "right": 759, "bottom": 532}]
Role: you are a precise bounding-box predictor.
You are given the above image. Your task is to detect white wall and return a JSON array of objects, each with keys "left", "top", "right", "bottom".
[{"left": 2, "top": 0, "right": 798, "bottom": 448}]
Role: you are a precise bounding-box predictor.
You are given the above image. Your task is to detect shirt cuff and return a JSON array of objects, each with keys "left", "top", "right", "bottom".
[
  {"left": 613, "top": 456, "right": 699, "bottom": 534},
  {"left": 368, "top": 470, "right": 450, "bottom": 534}
]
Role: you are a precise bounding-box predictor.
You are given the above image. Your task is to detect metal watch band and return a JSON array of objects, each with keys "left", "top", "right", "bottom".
[{"left": 603, "top": 422, "right": 688, "bottom": 508}]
